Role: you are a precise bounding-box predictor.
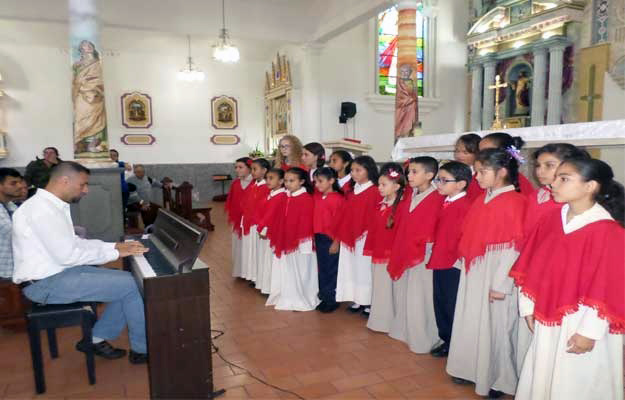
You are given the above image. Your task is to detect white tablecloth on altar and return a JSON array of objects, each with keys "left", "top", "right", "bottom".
[{"left": 392, "top": 120, "right": 625, "bottom": 161}]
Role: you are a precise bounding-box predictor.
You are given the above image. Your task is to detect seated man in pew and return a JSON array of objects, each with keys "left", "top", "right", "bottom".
[
  {"left": 11, "top": 161, "right": 150, "bottom": 364},
  {"left": 126, "top": 164, "right": 162, "bottom": 226},
  {"left": 0, "top": 168, "right": 23, "bottom": 280}
]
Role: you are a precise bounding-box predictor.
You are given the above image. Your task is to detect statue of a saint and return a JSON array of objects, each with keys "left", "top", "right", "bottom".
[
  {"left": 510, "top": 71, "right": 531, "bottom": 115},
  {"left": 72, "top": 40, "right": 108, "bottom": 156},
  {"left": 394, "top": 64, "right": 418, "bottom": 139}
]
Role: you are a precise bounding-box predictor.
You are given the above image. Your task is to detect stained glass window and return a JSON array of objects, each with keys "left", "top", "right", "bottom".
[{"left": 378, "top": 5, "right": 426, "bottom": 96}]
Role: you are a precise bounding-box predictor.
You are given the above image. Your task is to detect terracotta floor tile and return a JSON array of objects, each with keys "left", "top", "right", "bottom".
[
  {"left": 216, "top": 373, "right": 260, "bottom": 390},
  {"left": 320, "top": 387, "right": 375, "bottom": 399},
  {"left": 294, "top": 366, "right": 347, "bottom": 386},
  {"left": 221, "top": 386, "right": 250, "bottom": 399},
  {"left": 331, "top": 371, "right": 384, "bottom": 392},
  {"left": 243, "top": 382, "right": 282, "bottom": 399},
  {"left": 364, "top": 382, "right": 406, "bottom": 399},
  {"left": 291, "top": 382, "right": 338, "bottom": 399}
]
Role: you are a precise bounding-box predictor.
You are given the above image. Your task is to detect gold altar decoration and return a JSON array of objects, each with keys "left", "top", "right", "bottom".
[
  {"left": 489, "top": 74, "right": 508, "bottom": 129},
  {"left": 264, "top": 53, "right": 293, "bottom": 152}
]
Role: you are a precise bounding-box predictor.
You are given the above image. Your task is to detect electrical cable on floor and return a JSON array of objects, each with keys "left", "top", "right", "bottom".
[{"left": 211, "top": 329, "right": 306, "bottom": 400}]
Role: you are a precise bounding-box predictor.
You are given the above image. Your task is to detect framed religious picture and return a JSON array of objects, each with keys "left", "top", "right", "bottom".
[
  {"left": 211, "top": 95, "right": 238, "bottom": 130},
  {"left": 121, "top": 92, "right": 153, "bottom": 129}
]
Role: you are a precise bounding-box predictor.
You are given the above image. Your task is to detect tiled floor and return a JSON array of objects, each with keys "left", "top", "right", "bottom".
[{"left": 0, "top": 204, "right": 498, "bottom": 399}]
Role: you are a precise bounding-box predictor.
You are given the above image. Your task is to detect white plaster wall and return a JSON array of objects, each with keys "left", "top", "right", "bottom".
[{"left": 0, "top": 19, "right": 272, "bottom": 167}]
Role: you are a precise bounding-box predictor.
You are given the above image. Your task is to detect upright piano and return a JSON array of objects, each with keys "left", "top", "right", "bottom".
[{"left": 124, "top": 209, "right": 216, "bottom": 399}]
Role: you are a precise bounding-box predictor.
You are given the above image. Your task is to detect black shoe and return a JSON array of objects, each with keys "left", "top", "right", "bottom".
[
  {"left": 320, "top": 302, "right": 340, "bottom": 313},
  {"left": 430, "top": 343, "right": 449, "bottom": 358},
  {"left": 347, "top": 304, "right": 362, "bottom": 313},
  {"left": 76, "top": 339, "right": 127, "bottom": 360},
  {"left": 316, "top": 301, "right": 326, "bottom": 311},
  {"left": 451, "top": 377, "right": 472, "bottom": 385},
  {"left": 361, "top": 307, "right": 371, "bottom": 317},
  {"left": 487, "top": 389, "right": 504, "bottom": 399},
  {"left": 248, "top": 281, "right": 256, "bottom": 288},
  {"left": 129, "top": 350, "right": 149, "bottom": 364}
]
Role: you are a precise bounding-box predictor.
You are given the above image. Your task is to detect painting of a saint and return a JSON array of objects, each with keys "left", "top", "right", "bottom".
[
  {"left": 128, "top": 100, "right": 146, "bottom": 121},
  {"left": 218, "top": 103, "right": 234, "bottom": 123},
  {"left": 275, "top": 97, "right": 288, "bottom": 134},
  {"left": 211, "top": 95, "right": 238, "bottom": 129},
  {"left": 72, "top": 40, "right": 108, "bottom": 156},
  {"left": 509, "top": 69, "right": 531, "bottom": 116},
  {"left": 394, "top": 64, "right": 418, "bottom": 139}
]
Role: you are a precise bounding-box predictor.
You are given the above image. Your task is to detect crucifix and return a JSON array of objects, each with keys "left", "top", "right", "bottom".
[
  {"left": 489, "top": 74, "right": 508, "bottom": 129},
  {"left": 580, "top": 64, "right": 601, "bottom": 121}
]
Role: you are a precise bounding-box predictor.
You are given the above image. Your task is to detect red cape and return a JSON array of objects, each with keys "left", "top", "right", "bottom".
[
  {"left": 458, "top": 190, "right": 526, "bottom": 273},
  {"left": 363, "top": 203, "right": 398, "bottom": 264},
  {"left": 510, "top": 209, "right": 625, "bottom": 334},
  {"left": 331, "top": 185, "right": 383, "bottom": 250},
  {"left": 256, "top": 190, "right": 288, "bottom": 249},
  {"left": 225, "top": 178, "right": 253, "bottom": 237},
  {"left": 427, "top": 195, "right": 472, "bottom": 270},
  {"left": 523, "top": 186, "right": 561, "bottom": 238},
  {"left": 387, "top": 190, "right": 444, "bottom": 280},
  {"left": 274, "top": 192, "right": 315, "bottom": 258},
  {"left": 241, "top": 182, "right": 270, "bottom": 235},
  {"left": 313, "top": 192, "right": 345, "bottom": 237}
]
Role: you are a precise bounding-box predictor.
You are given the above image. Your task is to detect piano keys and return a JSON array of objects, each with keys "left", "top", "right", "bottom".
[{"left": 124, "top": 209, "right": 217, "bottom": 399}]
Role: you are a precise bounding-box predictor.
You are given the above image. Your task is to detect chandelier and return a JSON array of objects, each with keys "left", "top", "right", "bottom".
[
  {"left": 212, "top": 0, "right": 240, "bottom": 63},
  {"left": 178, "top": 35, "right": 205, "bottom": 82}
]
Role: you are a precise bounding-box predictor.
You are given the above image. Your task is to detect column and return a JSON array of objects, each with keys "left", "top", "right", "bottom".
[
  {"left": 395, "top": 0, "right": 419, "bottom": 140},
  {"left": 470, "top": 63, "right": 483, "bottom": 131},
  {"left": 546, "top": 44, "right": 566, "bottom": 125},
  {"left": 530, "top": 46, "right": 548, "bottom": 126},
  {"left": 482, "top": 59, "right": 496, "bottom": 129},
  {"left": 69, "top": 0, "right": 110, "bottom": 161},
  {"left": 300, "top": 43, "right": 323, "bottom": 143}
]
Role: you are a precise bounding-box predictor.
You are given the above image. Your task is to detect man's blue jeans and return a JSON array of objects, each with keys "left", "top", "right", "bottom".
[{"left": 23, "top": 266, "right": 147, "bottom": 353}]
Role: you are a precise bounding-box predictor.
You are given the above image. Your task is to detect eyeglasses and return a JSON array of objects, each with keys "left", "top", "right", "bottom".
[
  {"left": 279, "top": 144, "right": 291, "bottom": 149},
  {"left": 433, "top": 178, "right": 458, "bottom": 184}
]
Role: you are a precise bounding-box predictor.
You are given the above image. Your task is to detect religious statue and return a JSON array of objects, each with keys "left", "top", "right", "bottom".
[
  {"left": 510, "top": 71, "right": 531, "bottom": 115},
  {"left": 394, "top": 64, "right": 419, "bottom": 139},
  {"left": 72, "top": 40, "right": 108, "bottom": 156}
]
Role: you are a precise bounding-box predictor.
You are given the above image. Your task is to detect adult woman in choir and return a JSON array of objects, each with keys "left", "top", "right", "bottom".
[
  {"left": 225, "top": 157, "right": 254, "bottom": 278},
  {"left": 274, "top": 135, "right": 306, "bottom": 171},
  {"left": 479, "top": 132, "right": 535, "bottom": 195},
  {"left": 510, "top": 158, "right": 624, "bottom": 400}
]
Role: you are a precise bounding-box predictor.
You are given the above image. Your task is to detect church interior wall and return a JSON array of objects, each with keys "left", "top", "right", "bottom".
[{"left": 0, "top": 19, "right": 273, "bottom": 168}]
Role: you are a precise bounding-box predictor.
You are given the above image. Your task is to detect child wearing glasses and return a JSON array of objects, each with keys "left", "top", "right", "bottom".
[
  {"left": 426, "top": 161, "right": 473, "bottom": 358},
  {"left": 387, "top": 157, "right": 444, "bottom": 354},
  {"left": 275, "top": 135, "right": 306, "bottom": 171}
]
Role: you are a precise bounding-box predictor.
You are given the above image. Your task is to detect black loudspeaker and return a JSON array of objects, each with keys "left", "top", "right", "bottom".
[{"left": 339, "top": 102, "right": 357, "bottom": 124}]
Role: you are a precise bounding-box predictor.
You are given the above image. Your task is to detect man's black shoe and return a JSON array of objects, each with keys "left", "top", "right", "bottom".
[
  {"left": 488, "top": 389, "right": 505, "bottom": 399},
  {"left": 76, "top": 339, "right": 126, "bottom": 360},
  {"left": 129, "top": 350, "right": 149, "bottom": 364},
  {"left": 320, "top": 302, "right": 340, "bottom": 313},
  {"left": 451, "top": 377, "right": 472, "bottom": 385},
  {"left": 316, "top": 301, "right": 326, "bottom": 311},
  {"left": 430, "top": 343, "right": 449, "bottom": 358}
]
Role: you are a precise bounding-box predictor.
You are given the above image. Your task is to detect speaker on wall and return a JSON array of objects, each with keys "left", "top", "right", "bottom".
[{"left": 339, "top": 102, "right": 357, "bottom": 124}]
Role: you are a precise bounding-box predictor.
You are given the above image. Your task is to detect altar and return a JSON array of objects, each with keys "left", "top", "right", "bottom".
[{"left": 392, "top": 119, "right": 625, "bottom": 183}]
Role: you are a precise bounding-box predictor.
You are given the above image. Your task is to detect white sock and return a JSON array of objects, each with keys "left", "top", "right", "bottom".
[
  {"left": 92, "top": 336, "right": 104, "bottom": 344},
  {"left": 350, "top": 303, "right": 361, "bottom": 309}
]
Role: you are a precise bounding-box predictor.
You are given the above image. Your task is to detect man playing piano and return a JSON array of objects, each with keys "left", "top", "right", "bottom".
[{"left": 12, "top": 161, "right": 150, "bottom": 364}]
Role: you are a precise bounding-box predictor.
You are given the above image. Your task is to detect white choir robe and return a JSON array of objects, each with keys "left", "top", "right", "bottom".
[
  {"left": 388, "top": 245, "right": 439, "bottom": 353},
  {"left": 231, "top": 233, "right": 243, "bottom": 278},
  {"left": 336, "top": 234, "right": 373, "bottom": 306},
  {"left": 268, "top": 240, "right": 320, "bottom": 312},
  {"left": 256, "top": 235, "right": 273, "bottom": 294},
  {"left": 516, "top": 295, "right": 624, "bottom": 400},
  {"left": 446, "top": 247, "right": 521, "bottom": 396},
  {"left": 265, "top": 253, "right": 282, "bottom": 306},
  {"left": 240, "top": 225, "right": 260, "bottom": 282}
]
